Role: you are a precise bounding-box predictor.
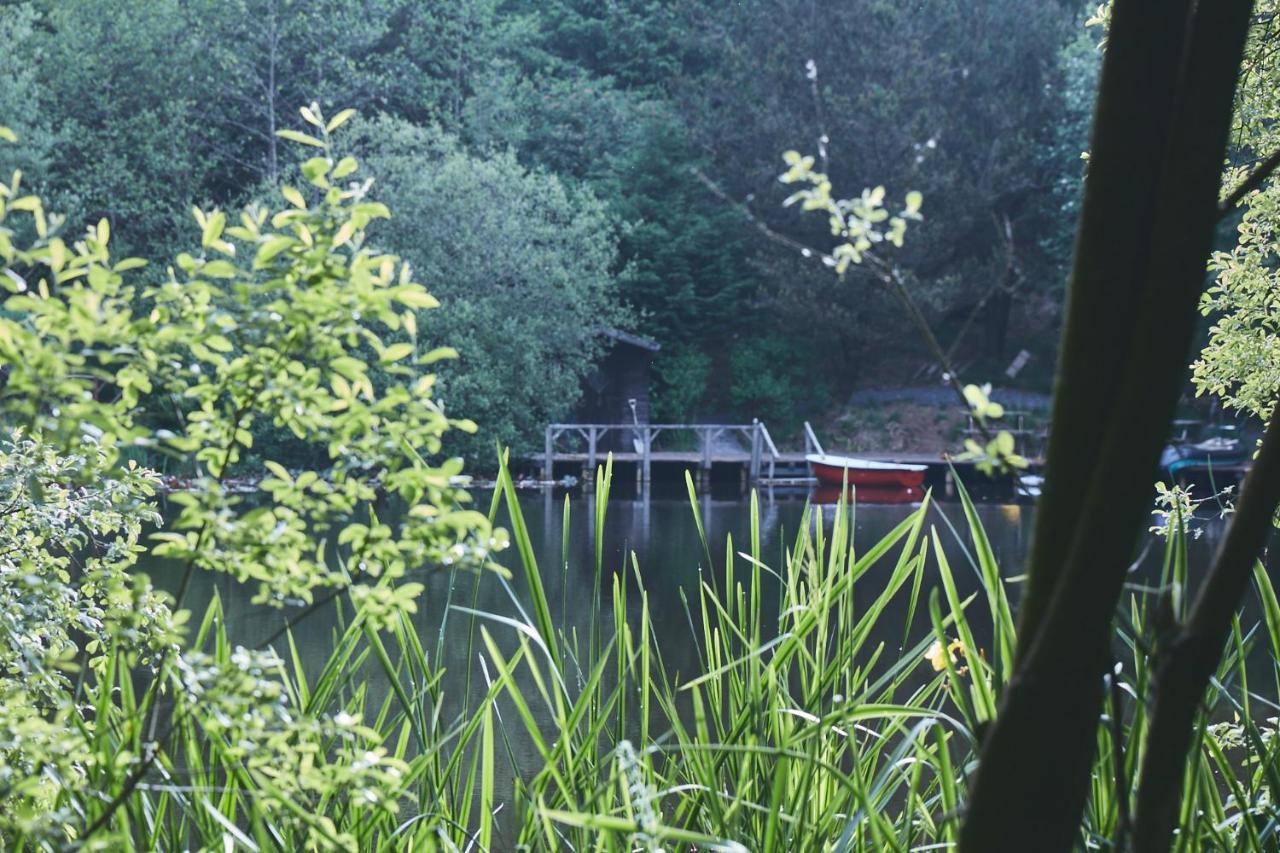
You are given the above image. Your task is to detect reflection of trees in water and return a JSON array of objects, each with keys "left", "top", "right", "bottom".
[{"left": 158, "top": 493, "right": 1255, "bottom": 828}]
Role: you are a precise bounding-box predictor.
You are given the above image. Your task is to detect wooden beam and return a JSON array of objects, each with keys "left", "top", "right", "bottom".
[{"left": 543, "top": 425, "right": 554, "bottom": 481}]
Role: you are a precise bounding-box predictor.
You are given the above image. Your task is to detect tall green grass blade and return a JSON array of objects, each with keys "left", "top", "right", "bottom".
[{"left": 497, "top": 453, "right": 561, "bottom": 669}]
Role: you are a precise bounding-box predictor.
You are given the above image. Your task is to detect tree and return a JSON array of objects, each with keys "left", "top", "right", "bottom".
[
  {"left": 0, "top": 5, "right": 55, "bottom": 182},
  {"left": 677, "top": 0, "right": 1074, "bottom": 381},
  {"left": 186, "top": 0, "right": 404, "bottom": 189},
  {"left": 18, "top": 0, "right": 207, "bottom": 258},
  {"left": 0, "top": 111, "right": 500, "bottom": 846},
  {"left": 346, "top": 117, "right": 627, "bottom": 456},
  {"left": 1038, "top": 14, "right": 1102, "bottom": 270},
  {"left": 1191, "top": 0, "right": 1280, "bottom": 424},
  {"left": 507, "top": 0, "right": 690, "bottom": 90},
  {"left": 956, "top": 1, "right": 1280, "bottom": 850},
  {"left": 600, "top": 111, "right": 758, "bottom": 350}
]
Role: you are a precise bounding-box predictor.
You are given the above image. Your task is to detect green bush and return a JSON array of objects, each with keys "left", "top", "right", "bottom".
[
  {"left": 0, "top": 110, "right": 502, "bottom": 847},
  {"left": 344, "top": 116, "right": 628, "bottom": 462}
]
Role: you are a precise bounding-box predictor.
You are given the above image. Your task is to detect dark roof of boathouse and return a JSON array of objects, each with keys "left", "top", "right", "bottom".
[{"left": 598, "top": 327, "right": 660, "bottom": 352}]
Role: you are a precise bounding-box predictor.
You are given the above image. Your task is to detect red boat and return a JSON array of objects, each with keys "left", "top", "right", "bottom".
[
  {"left": 812, "top": 484, "right": 925, "bottom": 505},
  {"left": 806, "top": 453, "right": 928, "bottom": 488}
]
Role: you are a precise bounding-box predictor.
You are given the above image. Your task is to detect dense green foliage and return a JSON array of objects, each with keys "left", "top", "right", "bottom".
[
  {"left": 1191, "top": 0, "right": 1280, "bottom": 422},
  {"left": 345, "top": 117, "right": 625, "bottom": 457},
  {"left": 5, "top": 10, "right": 1280, "bottom": 842},
  {"left": 0, "top": 119, "right": 504, "bottom": 845},
  {"left": 0, "top": 0, "right": 1084, "bottom": 452},
  {"left": 677, "top": 0, "right": 1076, "bottom": 383}
]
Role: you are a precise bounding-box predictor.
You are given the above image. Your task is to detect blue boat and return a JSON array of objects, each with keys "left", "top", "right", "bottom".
[{"left": 1159, "top": 436, "right": 1246, "bottom": 480}]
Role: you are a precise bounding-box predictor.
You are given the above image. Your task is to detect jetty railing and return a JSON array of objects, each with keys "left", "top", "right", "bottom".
[
  {"left": 803, "top": 420, "right": 825, "bottom": 457},
  {"left": 544, "top": 421, "right": 779, "bottom": 483}
]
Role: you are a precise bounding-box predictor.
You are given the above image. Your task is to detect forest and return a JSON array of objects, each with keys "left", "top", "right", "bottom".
[
  {"left": 11, "top": 0, "right": 1280, "bottom": 851},
  {"left": 0, "top": 0, "right": 1092, "bottom": 456}
]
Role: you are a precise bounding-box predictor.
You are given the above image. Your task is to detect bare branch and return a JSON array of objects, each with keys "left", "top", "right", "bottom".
[
  {"left": 691, "top": 167, "right": 1002, "bottom": 451},
  {"left": 1219, "top": 147, "right": 1280, "bottom": 214},
  {"left": 690, "top": 167, "right": 827, "bottom": 260}
]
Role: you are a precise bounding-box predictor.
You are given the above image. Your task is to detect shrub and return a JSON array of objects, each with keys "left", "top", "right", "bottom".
[{"left": 0, "top": 108, "right": 502, "bottom": 847}]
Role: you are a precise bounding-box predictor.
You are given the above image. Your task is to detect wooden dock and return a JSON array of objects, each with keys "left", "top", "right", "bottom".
[
  {"left": 544, "top": 422, "right": 784, "bottom": 485},
  {"left": 540, "top": 421, "right": 1048, "bottom": 499}
]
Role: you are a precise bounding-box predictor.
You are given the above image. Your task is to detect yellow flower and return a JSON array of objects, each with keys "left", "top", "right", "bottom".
[{"left": 925, "top": 638, "right": 968, "bottom": 674}]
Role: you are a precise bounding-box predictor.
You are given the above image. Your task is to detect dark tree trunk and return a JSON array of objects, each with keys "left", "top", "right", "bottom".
[{"left": 958, "top": 0, "right": 1255, "bottom": 849}]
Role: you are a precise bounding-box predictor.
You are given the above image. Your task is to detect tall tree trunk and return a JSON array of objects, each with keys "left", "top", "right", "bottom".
[{"left": 958, "top": 0, "right": 1254, "bottom": 849}]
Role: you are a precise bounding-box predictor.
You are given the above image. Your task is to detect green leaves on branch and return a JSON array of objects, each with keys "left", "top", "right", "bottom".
[
  {"left": 955, "top": 384, "right": 1027, "bottom": 475},
  {"left": 778, "top": 149, "right": 922, "bottom": 273},
  {"left": 963, "top": 383, "right": 1005, "bottom": 421},
  {"left": 0, "top": 106, "right": 506, "bottom": 844},
  {"left": 958, "top": 432, "right": 1028, "bottom": 476},
  {"left": 140, "top": 117, "right": 499, "bottom": 608}
]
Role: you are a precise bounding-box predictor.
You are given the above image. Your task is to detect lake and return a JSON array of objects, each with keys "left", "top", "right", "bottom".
[
  {"left": 148, "top": 487, "right": 1244, "bottom": 826},
  {"left": 159, "top": 487, "right": 1238, "bottom": 696}
]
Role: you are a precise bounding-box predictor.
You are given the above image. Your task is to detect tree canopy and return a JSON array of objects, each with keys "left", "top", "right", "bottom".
[{"left": 1, "top": 0, "right": 1083, "bottom": 450}]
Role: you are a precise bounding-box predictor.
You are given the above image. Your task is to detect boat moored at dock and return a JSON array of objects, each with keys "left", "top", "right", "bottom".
[{"left": 806, "top": 453, "right": 928, "bottom": 488}]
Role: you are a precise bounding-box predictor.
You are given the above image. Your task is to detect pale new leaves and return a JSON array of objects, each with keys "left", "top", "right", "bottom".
[
  {"left": 778, "top": 149, "right": 922, "bottom": 273},
  {"left": 956, "top": 383, "right": 1029, "bottom": 475}
]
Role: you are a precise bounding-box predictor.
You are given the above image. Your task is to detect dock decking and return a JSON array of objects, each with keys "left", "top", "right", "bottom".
[
  {"left": 544, "top": 422, "right": 779, "bottom": 484},
  {"left": 541, "top": 421, "right": 1042, "bottom": 489}
]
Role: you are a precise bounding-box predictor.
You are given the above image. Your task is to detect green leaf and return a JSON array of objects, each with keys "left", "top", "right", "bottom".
[
  {"left": 329, "top": 356, "right": 365, "bottom": 381},
  {"left": 276, "top": 129, "right": 325, "bottom": 148},
  {"left": 326, "top": 108, "right": 356, "bottom": 132},
  {"left": 281, "top": 186, "right": 307, "bottom": 209},
  {"left": 263, "top": 460, "right": 292, "bottom": 483},
  {"left": 300, "top": 157, "right": 331, "bottom": 186},
  {"left": 396, "top": 288, "right": 439, "bottom": 309},
  {"left": 205, "top": 334, "right": 234, "bottom": 353},
  {"left": 418, "top": 346, "right": 458, "bottom": 364},
  {"left": 255, "top": 236, "right": 294, "bottom": 267},
  {"left": 201, "top": 211, "right": 226, "bottom": 248},
  {"left": 380, "top": 342, "right": 414, "bottom": 363},
  {"left": 331, "top": 157, "right": 358, "bottom": 180},
  {"left": 201, "top": 260, "right": 238, "bottom": 279}
]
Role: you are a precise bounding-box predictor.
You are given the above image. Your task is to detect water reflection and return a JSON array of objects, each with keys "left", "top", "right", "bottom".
[
  {"left": 161, "top": 491, "right": 1042, "bottom": 697},
  {"left": 150, "top": 489, "right": 1247, "bottom": 818},
  {"left": 159, "top": 490, "right": 1249, "bottom": 683}
]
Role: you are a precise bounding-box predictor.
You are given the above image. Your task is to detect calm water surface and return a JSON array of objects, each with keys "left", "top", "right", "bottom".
[
  {"left": 157, "top": 489, "right": 1241, "bottom": 693},
  {"left": 164, "top": 492, "right": 1042, "bottom": 674},
  {"left": 151, "top": 490, "right": 1240, "bottom": 800}
]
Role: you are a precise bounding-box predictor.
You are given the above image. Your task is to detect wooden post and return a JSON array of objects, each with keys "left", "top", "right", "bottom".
[
  {"left": 544, "top": 425, "right": 554, "bottom": 482},
  {"left": 749, "top": 420, "right": 762, "bottom": 484},
  {"left": 698, "top": 426, "right": 712, "bottom": 490},
  {"left": 759, "top": 421, "right": 779, "bottom": 480},
  {"left": 587, "top": 426, "right": 598, "bottom": 478},
  {"left": 642, "top": 424, "right": 652, "bottom": 484}
]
